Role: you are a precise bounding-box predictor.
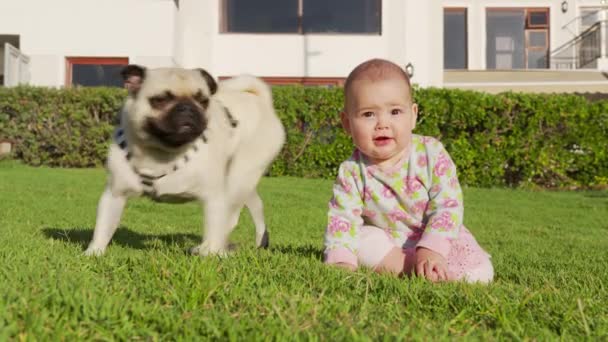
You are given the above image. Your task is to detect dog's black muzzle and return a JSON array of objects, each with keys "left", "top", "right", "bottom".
[{"left": 146, "top": 102, "right": 206, "bottom": 148}]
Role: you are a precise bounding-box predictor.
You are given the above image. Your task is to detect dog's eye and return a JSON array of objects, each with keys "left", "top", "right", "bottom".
[
  {"left": 149, "top": 92, "right": 174, "bottom": 108},
  {"left": 193, "top": 91, "right": 209, "bottom": 107}
]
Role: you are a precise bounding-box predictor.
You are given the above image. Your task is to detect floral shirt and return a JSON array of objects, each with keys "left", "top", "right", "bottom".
[{"left": 324, "top": 135, "right": 464, "bottom": 267}]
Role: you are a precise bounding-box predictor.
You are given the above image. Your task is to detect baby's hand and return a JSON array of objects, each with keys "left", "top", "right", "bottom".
[
  {"left": 415, "top": 247, "right": 448, "bottom": 282},
  {"left": 333, "top": 262, "right": 357, "bottom": 272}
]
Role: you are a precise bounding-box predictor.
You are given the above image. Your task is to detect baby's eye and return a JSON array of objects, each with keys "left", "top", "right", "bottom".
[
  {"left": 362, "top": 111, "right": 374, "bottom": 118},
  {"left": 391, "top": 108, "right": 402, "bottom": 115}
]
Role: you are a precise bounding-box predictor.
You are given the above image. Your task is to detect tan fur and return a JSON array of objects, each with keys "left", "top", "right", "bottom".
[{"left": 85, "top": 68, "right": 285, "bottom": 256}]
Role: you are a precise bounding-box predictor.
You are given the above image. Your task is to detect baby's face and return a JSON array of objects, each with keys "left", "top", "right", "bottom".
[{"left": 342, "top": 77, "right": 417, "bottom": 169}]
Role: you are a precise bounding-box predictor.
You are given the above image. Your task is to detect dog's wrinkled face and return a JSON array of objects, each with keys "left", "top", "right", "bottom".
[{"left": 121, "top": 65, "right": 217, "bottom": 150}]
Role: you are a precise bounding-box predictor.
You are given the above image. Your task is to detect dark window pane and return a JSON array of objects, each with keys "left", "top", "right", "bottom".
[
  {"left": 72, "top": 64, "right": 124, "bottom": 87},
  {"left": 528, "top": 31, "right": 547, "bottom": 47},
  {"left": 226, "top": 0, "right": 298, "bottom": 33},
  {"left": 529, "top": 11, "right": 548, "bottom": 26},
  {"left": 486, "top": 10, "right": 525, "bottom": 69},
  {"left": 527, "top": 50, "right": 547, "bottom": 68},
  {"left": 303, "top": 0, "right": 380, "bottom": 33},
  {"left": 444, "top": 9, "right": 467, "bottom": 69}
]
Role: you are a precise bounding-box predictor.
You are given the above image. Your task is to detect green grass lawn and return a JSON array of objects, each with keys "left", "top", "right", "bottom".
[{"left": 0, "top": 160, "right": 607, "bottom": 340}]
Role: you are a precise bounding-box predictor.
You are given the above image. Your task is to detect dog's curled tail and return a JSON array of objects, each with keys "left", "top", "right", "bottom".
[{"left": 219, "top": 75, "right": 273, "bottom": 106}]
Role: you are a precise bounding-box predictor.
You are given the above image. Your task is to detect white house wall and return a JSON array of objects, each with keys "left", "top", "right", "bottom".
[
  {"left": 3, "top": 0, "right": 602, "bottom": 88},
  {"left": 173, "top": 0, "right": 215, "bottom": 71},
  {"left": 442, "top": 0, "right": 608, "bottom": 70},
  {"left": 0, "top": 0, "right": 176, "bottom": 86},
  {"left": 403, "top": 0, "right": 443, "bottom": 87},
  {"left": 176, "top": 0, "right": 443, "bottom": 87}
]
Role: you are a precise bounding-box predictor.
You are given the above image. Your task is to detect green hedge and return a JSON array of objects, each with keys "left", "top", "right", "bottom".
[
  {"left": 1, "top": 85, "right": 607, "bottom": 188},
  {"left": 0, "top": 87, "right": 123, "bottom": 167}
]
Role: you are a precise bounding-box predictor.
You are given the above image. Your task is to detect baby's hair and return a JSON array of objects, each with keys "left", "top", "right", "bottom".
[{"left": 343, "top": 58, "right": 413, "bottom": 109}]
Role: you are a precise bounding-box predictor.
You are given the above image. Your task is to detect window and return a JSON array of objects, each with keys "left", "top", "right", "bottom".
[
  {"left": 527, "top": 10, "right": 548, "bottom": 28},
  {"left": 223, "top": 0, "right": 299, "bottom": 33},
  {"left": 444, "top": 8, "right": 467, "bottom": 69},
  {"left": 486, "top": 8, "right": 549, "bottom": 69},
  {"left": 66, "top": 57, "right": 128, "bottom": 87},
  {"left": 0, "top": 35, "right": 21, "bottom": 86},
  {"left": 526, "top": 30, "right": 548, "bottom": 68},
  {"left": 222, "top": 0, "right": 381, "bottom": 34},
  {"left": 303, "top": 0, "right": 380, "bottom": 33}
]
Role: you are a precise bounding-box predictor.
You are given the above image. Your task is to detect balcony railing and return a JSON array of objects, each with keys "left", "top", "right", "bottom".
[
  {"left": 550, "top": 9, "right": 607, "bottom": 70},
  {"left": 576, "top": 22, "right": 603, "bottom": 68}
]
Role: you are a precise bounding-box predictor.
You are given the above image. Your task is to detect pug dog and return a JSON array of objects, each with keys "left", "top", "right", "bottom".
[{"left": 84, "top": 65, "right": 285, "bottom": 256}]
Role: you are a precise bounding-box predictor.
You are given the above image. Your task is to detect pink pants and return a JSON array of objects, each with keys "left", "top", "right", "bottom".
[{"left": 357, "top": 226, "right": 494, "bottom": 283}]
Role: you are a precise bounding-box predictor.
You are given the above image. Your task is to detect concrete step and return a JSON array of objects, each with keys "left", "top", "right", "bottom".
[{"left": 443, "top": 70, "right": 608, "bottom": 93}]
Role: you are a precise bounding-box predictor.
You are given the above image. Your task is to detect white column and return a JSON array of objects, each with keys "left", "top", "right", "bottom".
[
  {"left": 597, "top": 8, "right": 608, "bottom": 70},
  {"left": 173, "top": 0, "right": 216, "bottom": 71},
  {"left": 402, "top": 0, "right": 443, "bottom": 87}
]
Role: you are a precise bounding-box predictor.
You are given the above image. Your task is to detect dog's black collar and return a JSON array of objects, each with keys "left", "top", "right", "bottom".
[
  {"left": 114, "top": 103, "right": 237, "bottom": 193},
  {"left": 223, "top": 106, "right": 238, "bottom": 128},
  {"left": 114, "top": 127, "right": 191, "bottom": 182}
]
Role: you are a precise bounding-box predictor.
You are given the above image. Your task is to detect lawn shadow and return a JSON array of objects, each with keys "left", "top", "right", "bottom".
[
  {"left": 584, "top": 191, "right": 608, "bottom": 198},
  {"left": 42, "top": 226, "right": 200, "bottom": 251},
  {"left": 44, "top": 227, "right": 325, "bottom": 260},
  {"left": 270, "top": 243, "right": 324, "bottom": 261}
]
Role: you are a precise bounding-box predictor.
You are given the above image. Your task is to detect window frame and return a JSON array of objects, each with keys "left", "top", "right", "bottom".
[
  {"left": 485, "top": 7, "right": 550, "bottom": 70},
  {"left": 526, "top": 29, "right": 549, "bottom": 49},
  {"left": 525, "top": 29, "right": 549, "bottom": 68},
  {"left": 220, "top": 0, "right": 382, "bottom": 35},
  {"left": 65, "top": 57, "right": 129, "bottom": 87},
  {"left": 219, "top": 76, "right": 345, "bottom": 87},
  {"left": 443, "top": 7, "right": 468, "bottom": 70},
  {"left": 526, "top": 8, "right": 550, "bottom": 29}
]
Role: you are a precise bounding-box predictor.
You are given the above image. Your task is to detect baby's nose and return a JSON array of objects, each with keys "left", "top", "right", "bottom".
[{"left": 375, "top": 113, "right": 391, "bottom": 128}]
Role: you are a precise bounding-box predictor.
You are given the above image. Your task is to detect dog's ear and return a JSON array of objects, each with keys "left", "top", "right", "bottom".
[
  {"left": 121, "top": 64, "right": 146, "bottom": 95},
  {"left": 196, "top": 68, "right": 217, "bottom": 95}
]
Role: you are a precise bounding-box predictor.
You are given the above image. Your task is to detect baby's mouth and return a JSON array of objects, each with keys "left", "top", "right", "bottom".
[{"left": 373, "top": 136, "right": 393, "bottom": 146}]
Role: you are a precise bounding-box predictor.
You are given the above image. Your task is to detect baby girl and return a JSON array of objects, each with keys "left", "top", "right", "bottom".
[{"left": 324, "top": 58, "right": 493, "bottom": 283}]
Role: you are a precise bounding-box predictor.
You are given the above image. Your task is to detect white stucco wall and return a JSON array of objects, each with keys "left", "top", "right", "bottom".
[
  {"left": 3, "top": 0, "right": 601, "bottom": 88},
  {"left": 176, "top": 0, "right": 443, "bottom": 87},
  {"left": 0, "top": 0, "right": 176, "bottom": 86},
  {"left": 403, "top": 0, "right": 443, "bottom": 86},
  {"left": 442, "top": 0, "right": 608, "bottom": 70}
]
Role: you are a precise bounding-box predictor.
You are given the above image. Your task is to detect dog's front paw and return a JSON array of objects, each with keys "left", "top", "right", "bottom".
[
  {"left": 83, "top": 246, "right": 106, "bottom": 257},
  {"left": 189, "top": 241, "right": 229, "bottom": 258}
]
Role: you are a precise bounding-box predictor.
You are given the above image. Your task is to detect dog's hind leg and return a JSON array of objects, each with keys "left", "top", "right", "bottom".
[
  {"left": 227, "top": 204, "right": 243, "bottom": 231},
  {"left": 226, "top": 170, "right": 269, "bottom": 249},
  {"left": 84, "top": 187, "right": 127, "bottom": 256},
  {"left": 246, "top": 191, "right": 269, "bottom": 248}
]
